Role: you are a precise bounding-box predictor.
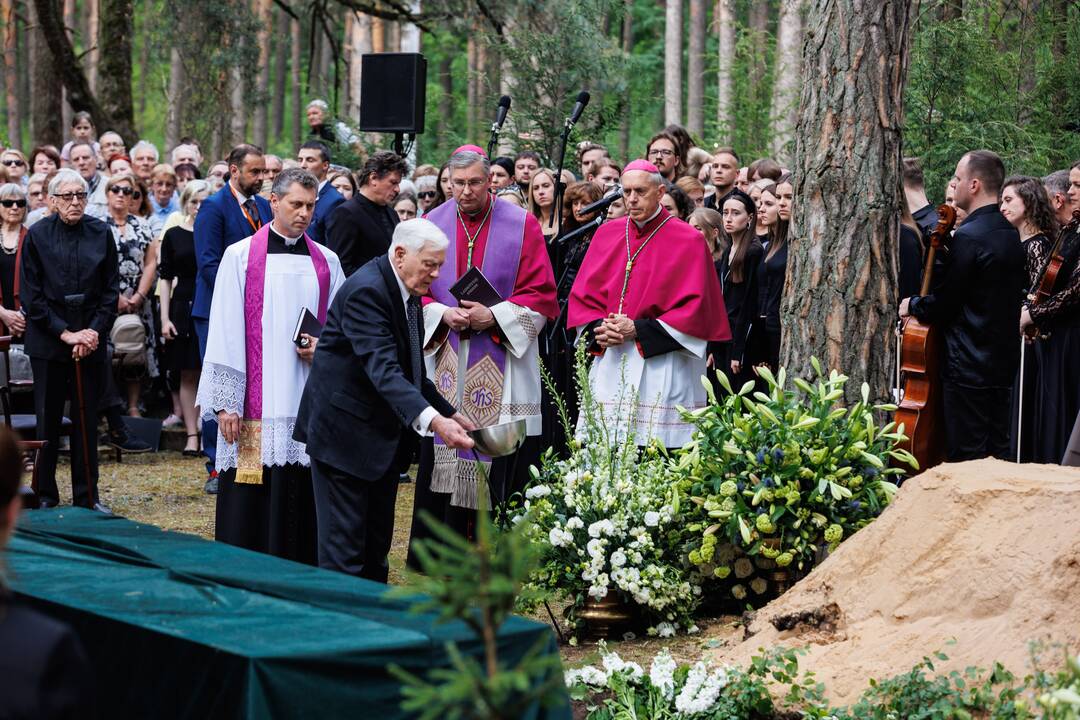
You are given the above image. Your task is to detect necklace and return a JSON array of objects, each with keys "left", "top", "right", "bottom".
[
  {"left": 0, "top": 230, "right": 17, "bottom": 255},
  {"left": 618, "top": 215, "right": 672, "bottom": 314},
  {"left": 457, "top": 199, "right": 494, "bottom": 269}
]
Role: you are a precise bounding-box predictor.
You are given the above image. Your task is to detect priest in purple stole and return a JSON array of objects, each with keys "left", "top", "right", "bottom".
[
  {"left": 407, "top": 146, "right": 558, "bottom": 566},
  {"left": 197, "top": 169, "right": 344, "bottom": 564}
]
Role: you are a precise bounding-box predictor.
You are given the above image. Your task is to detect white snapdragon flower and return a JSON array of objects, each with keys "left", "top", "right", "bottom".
[
  {"left": 649, "top": 650, "right": 678, "bottom": 699},
  {"left": 564, "top": 666, "right": 607, "bottom": 688},
  {"left": 674, "top": 662, "right": 729, "bottom": 714},
  {"left": 525, "top": 484, "right": 551, "bottom": 499}
]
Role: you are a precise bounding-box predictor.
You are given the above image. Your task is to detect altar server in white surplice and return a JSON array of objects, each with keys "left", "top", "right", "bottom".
[{"left": 196, "top": 168, "right": 344, "bottom": 565}]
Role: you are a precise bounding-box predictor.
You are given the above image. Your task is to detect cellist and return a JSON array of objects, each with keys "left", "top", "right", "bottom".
[
  {"left": 899, "top": 150, "right": 1026, "bottom": 461},
  {"left": 1019, "top": 162, "right": 1080, "bottom": 463}
]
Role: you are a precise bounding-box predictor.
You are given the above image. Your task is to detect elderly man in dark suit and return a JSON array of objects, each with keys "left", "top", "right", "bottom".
[
  {"left": 295, "top": 218, "right": 475, "bottom": 581},
  {"left": 324, "top": 150, "right": 407, "bottom": 277},
  {"left": 20, "top": 168, "right": 118, "bottom": 511},
  {"left": 192, "top": 144, "right": 270, "bottom": 493},
  {"left": 296, "top": 140, "right": 344, "bottom": 245}
]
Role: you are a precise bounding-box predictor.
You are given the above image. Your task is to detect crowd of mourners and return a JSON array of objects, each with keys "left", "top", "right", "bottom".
[{"left": 2, "top": 99, "right": 1079, "bottom": 531}]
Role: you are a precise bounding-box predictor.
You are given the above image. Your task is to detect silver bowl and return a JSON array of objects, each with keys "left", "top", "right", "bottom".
[{"left": 468, "top": 419, "right": 527, "bottom": 457}]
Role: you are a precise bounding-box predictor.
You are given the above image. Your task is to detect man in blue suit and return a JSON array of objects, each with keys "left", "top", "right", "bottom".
[
  {"left": 193, "top": 143, "right": 270, "bottom": 493},
  {"left": 297, "top": 140, "right": 345, "bottom": 246}
]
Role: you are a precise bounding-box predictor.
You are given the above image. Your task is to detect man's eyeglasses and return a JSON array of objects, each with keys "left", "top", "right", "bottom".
[
  {"left": 450, "top": 179, "right": 486, "bottom": 191},
  {"left": 0, "top": 199, "right": 27, "bottom": 208},
  {"left": 648, "top": 148, "right": 676, "bottom": 158},
  {"left": 417, "top": 191, "right": 437, "bottom": 199},
  {"left": 1, "top": 159, "right": 25, "bottom": 167},
  {"left": 52, "top": 192, "right": 88, "bottom": 203},
  {"left": 108, "top": 186, "right": 134, "bottom": 196}
]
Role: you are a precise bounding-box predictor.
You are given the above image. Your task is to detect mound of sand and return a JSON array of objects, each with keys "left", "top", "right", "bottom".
[{"left": 715, "top": 459, "right": 1080, "bottom": 705}]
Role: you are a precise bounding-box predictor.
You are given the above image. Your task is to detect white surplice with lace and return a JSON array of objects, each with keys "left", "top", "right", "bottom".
[{"left": 195, "top": 236, "right": 344, "bottom": 471}]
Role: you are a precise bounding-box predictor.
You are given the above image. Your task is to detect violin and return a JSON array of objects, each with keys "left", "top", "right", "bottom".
[
  {"left": 894, "top": 205, "right": 957, "bottom": 472},
  {"left": 1025, "top": 208, "right": 1080, "bottom": 339}
]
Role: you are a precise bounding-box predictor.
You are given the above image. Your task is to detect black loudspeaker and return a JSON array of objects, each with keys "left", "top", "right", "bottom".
[{"left": 359, "top": 53, "right": 427, "bottom": 134}]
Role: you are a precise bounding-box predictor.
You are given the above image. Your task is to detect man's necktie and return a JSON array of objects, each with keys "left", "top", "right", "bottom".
[
  {"left": 244, "top": 198, "right": 261, "bottom": 229},
  {"left": 406, "top": 296, "right": 422, "bottom": 388}
]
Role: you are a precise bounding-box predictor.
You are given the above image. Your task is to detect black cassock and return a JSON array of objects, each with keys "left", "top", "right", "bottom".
[{"left": 215, "top": 464, "right": 318, "bottom": 566}]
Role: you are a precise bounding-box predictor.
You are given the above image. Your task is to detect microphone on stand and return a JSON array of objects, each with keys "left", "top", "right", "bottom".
[
  {"left": 487, "top": 95, "right": 512, "bottom": 158},
  {"left": 565, "top": 91, "right": 591, "bottom": 130},
  {"left": 579, "top": 183, "right": 622, "bottom": 217}
]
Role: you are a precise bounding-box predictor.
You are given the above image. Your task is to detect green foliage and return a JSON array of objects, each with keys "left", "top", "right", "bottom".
[
  {"left": 570, "top": 643, "right": 1080, "bottom": 720},
  {"left": 386, "top": 478, "right": 566, "bottom": 720},
  {"left": 905, "top": 1, "right": 1080, "bottom": 197},
  {"left": 678, "top": 361, "right": 908, "bottom": 605}
]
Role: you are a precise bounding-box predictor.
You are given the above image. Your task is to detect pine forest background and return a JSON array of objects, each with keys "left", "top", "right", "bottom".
[{"left": 2, "top": 0, "right": 1080, "bottom": 197}]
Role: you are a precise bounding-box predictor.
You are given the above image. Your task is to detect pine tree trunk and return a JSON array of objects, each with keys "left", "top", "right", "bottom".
[
  {"left": 272, "top": 7, "right": 287, "bottom": 139},
  {"left": 349, "top": 13, "right": 371, "bottom": 127},
  {"left": 371, "top": 14, "right": 384, "bottom": 53},
  {"left": 400, "top": 1, "right": 420, "bottom": 53},
  {"left": 17, "top": 0, "right": 30, "bottom": 133},
  {"left": 466, "top": 35, "right": 477, "bottom": 141},
  {"left": 165, "top": 46, "right": 183, "bottom": 150},
  {"left": 253, "top": 0, "right": 271, "bottom": 149},
  {"left": 687, "top": 0, "right": 705, "bottom": 137},
  {"left": 782, "top": 0, "right": 913, "bottom": 403},
  {"left": 2, "top": 0, "right": 20, "bottom": 146},
  {"left": 61, "top": 0, "right": 73, "bottom": 131},
  {"left": 438, "top": 51, "right": 453, "bottom": 149},
  {"left": 28, "top": 0, "right": 63, "bottom": 146},
  {"left": 770, "top": 0, "right": 803, "bottom": 162},
  {"left": 663, "top": 0, "right": 682, "bottom": 125},
  {"left": 98, "top": 0, "right": 134, "bottom": 142},
  {"left": 291, "top": 15, "right": 302, "bottom": 148},
  {"left": 715, "top": 0, "right": 734, "bottom": 142},
  {"left": 342, "top": 11, "right": 354, "bottom": 118},
  {"left": 86, "top": 0, "right": 99, "bottom": 95},
  {"left": 619, "top": 0, "right": 633, "bottom": 160},
  {"left": 318, "top": 18, "right": 333, "bottom": 99}
]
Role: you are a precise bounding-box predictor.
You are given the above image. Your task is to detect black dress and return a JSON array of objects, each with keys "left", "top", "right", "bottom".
[
  {"left": 748, "top": 242, "right": 788, "bottom": 371},
  {"left": 1025, "top": 230, "right": 1080, "bottom": 463},
  {"left": 711, "top": 239, "right": 764, "bottom": 392},
  {"left": 158, "top": 225, "right": 201, "bottom": 374}
]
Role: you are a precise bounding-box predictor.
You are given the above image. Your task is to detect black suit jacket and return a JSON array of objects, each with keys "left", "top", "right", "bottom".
[
  {"left": 324, "top": 194, "right": 399, "bottom": 277},
  {"left": 20, "top": 214, "right": 119, "bottom": 363},
  {"left": 294, "top": 255, "right": 455, "bottom": 480},
  {"left": 0, "top": 597, "right": 94, "bottom": 719},
  {"left": 910, "top": 203, "right": 1025, "bottom": 387}
]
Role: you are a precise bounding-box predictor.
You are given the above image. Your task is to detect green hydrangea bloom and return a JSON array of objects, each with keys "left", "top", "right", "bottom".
[
  {"left": 775, "top": 552, "right": 794, "bottom": 567},
  {"left": 719, "top": 480, "right": 739, "bottom": 497},
  {"left": 755, "top": 514, "right": 776, "bottom": 534},
  {"left": 824, "top": 523, "right": 843, "bottom": 544},
  {"left": 714, "top": 565, "right": 731, "bottom": 579}
]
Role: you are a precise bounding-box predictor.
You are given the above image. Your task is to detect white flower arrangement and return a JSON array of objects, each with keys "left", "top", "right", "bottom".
[{"left": 516, "top": 348, "right": 702, "bottom": 636}]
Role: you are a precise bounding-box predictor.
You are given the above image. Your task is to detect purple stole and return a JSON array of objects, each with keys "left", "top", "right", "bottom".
[
  {"left": 235, "top": 223, "right": 331, "bottom": 484},
  {"left": 426, "top": 198, "right": 525, "bottom": 508}
]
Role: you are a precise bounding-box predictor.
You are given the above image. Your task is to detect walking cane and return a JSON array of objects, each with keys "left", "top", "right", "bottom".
[
  {"left": 73, "top": 355, "right": 103, "bottom": 511},
  {"left": 1016, "top": 337, "right": 1026, "bottom": 464}
]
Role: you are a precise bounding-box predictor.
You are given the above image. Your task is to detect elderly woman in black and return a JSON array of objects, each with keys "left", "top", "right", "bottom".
[
  {"left": 20, "top": 168, "right": 119, "bottom": 510},
  {"left": 0, "top": 184, "right": 28, "bottom": 338}
]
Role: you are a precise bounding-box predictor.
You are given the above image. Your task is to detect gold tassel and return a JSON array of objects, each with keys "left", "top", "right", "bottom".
[{"left": 235, "top": 419, "right": 264, "bottom": 484}]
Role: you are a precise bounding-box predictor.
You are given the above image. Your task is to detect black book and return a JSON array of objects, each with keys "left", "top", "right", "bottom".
[
  {"left": 449, "top": 266, "right": 503, "bottom": 307},
  {"left": 292, "top": 307, "right": 322, "bottom": 347}
]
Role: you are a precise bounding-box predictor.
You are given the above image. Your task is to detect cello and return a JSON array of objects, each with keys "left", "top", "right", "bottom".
[{"left": 894, "top": 205, "right": 957, "bottom": 472}]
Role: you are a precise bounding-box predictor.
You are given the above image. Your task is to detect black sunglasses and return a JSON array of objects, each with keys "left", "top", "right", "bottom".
[
  {"left": 0, "top": 199, "right": 26, "bottom": 208},
  {"left": 109, "top": 186, "right": 134, "bottom": 196},
  {"left": 2, "top": 159, "right": 25, "bottom": 167},
  {"left": 418, "top": 191, "right": 436, "bottom": 199}
]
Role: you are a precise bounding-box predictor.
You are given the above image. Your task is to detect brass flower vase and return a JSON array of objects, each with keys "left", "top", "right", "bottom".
[{"left": 579, "top": 593, "right": 633, "bottom": 639}]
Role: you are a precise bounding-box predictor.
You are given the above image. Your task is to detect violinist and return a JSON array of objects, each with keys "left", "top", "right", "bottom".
[
  {"left": 1018, "top": 161, "right": 1080, "bottom": 463},
  {"left": 899, "top": 150, "right": 1025, "bottom": 461},
  {"left": 999, "top": 176, "right": 1057, "bottom": 462}
]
